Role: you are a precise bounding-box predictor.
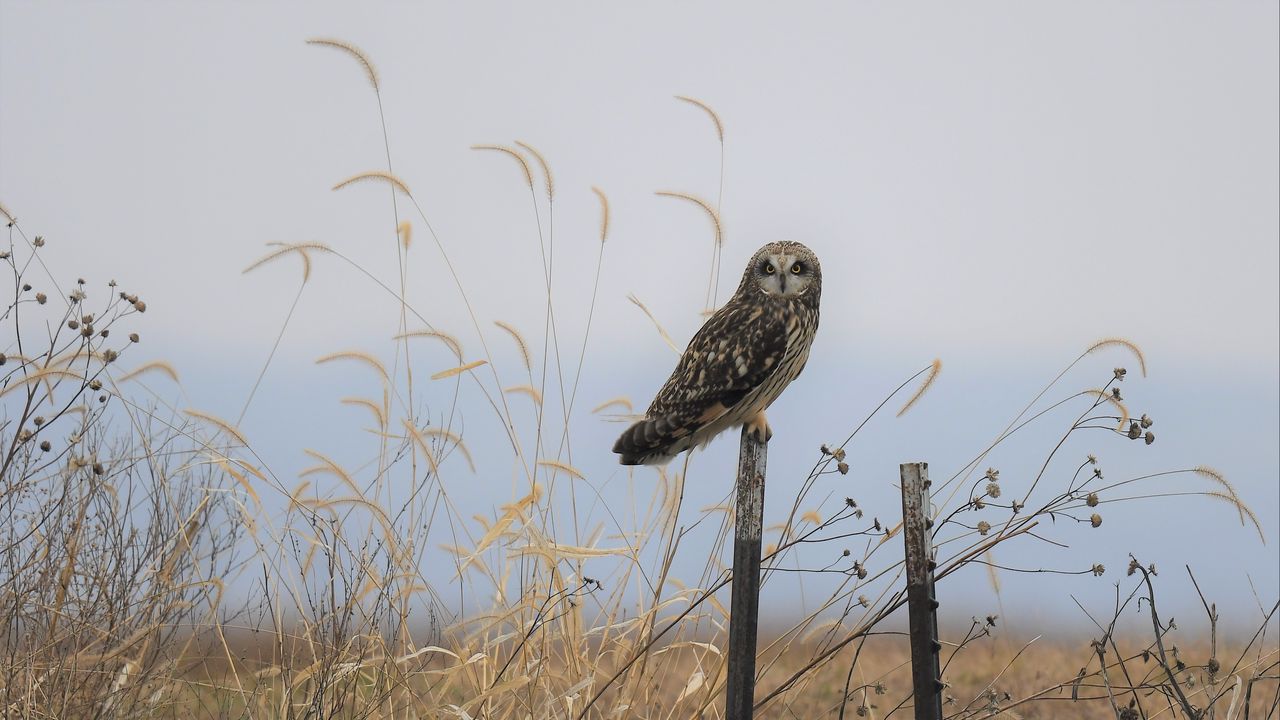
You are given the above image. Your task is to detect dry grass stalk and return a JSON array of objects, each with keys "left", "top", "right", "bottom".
[
  {"left": 896, "top": 357, "right": 941, "bottom": 417},
  {"left": 494, "top": 320, "right": 533, "bottom": 371},
  {"left": 184, "top": 408, "right": 249, "bottom": 445},
  {"left": 306, "top": 37, "right": 380, "bottom": 90},
  {"left": 431, "top": 359, "right": 487, "bottom": 380},
  {"left": 117, "top": 360, "right": 181, "bottom": 385},
  {"left": 332, "top": 170, "right": 412, "bottom": 196},
  {"left": 398, "top": 220, "right": 412, "bottom": 250},
  {"left": 471, "top": 144, "right": 534, "bottom": 188},
  {"left": 396, "top": 328, "right": 464, "bottom": 359},
  {"left": 1085, "top": 336, "right": 1148, "bottom": 377},
  {"left": 675, "top": 95, "right": 725, "bottom": 141},
  {"left": 655, "top": 190, "right": 723, "bottom": 247},
  {"left": 591, "top": 186, "right": 610, "bottom": 243},
  {"left": 505, "top": 384, "right": 543, "bottom": 405},
  {"left": 591, "top": 396, "right": 632, "bottom": 414},
  {"left": 515, "top": 140, "right": 554, "bottom": 200},
  {"left": 315, "top": 350, "right": 391, "bottom": 385},
  {"left": 626, "top": 293, "right": 680, "bottom": 354}
]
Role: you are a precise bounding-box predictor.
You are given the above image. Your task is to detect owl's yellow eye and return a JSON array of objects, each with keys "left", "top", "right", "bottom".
[
  {"left": 763, "top": 263, "right": 776, "bottom": 275},
  {"left": 791, "top": 263, "right": 803, "bottom": 275}
]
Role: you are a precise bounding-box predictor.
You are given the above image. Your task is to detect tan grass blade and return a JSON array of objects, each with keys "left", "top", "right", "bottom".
[
  {"left": 591, "top": 396, "right": 632, "bottom": 414},
  {"left": 299, "top": 450, "right": 362, "bottom": 497},
  {"left": 332, "top": 171, "right": 412, "bottom": 196},
  {"left": 1084, "top": 389, "right": 1130, "bottom": 430},
  {"left": 494, "top": 320, "right": 532, "bottom": 371},
  {"left": 1084, "top": 337, "right": 1147, "bottom": 377},
  {"left": 897, "top": 358, "right": 942, "bottom": 417},
  {"left": 402, "top": 419, "right": 441, "bottom": 475},
  {"left": 471, "top": 145, "right": 533, "bottom": 188},
  {"left": 505, "top": 384, "right": 543, "bottom": 405},
  {"left": 213, "top": 457, "right": 262, "bottom": 508},
  {"left": 1203, "top": 491, "right": 1265, "bottom": 543},
  {"left": 416, "top": 426, "right": 476, "bottom": 472},
  {"left": 306, "top": 38, "right": 379, "bottom": 90},
  {"left": 515, "top": 140, "right": 554, "bottom": 200},
  {"left": 655, "top": 191, "right": 722, "bottom": 247},
  {"left": 0, "top": 200, "right": 14, "bottom": 224},
  {"left": 396, "top": 329, "right": 464, "bottom": 359},
  {"left": 674, "top": 670, "right": 706, "bottom": 703},
  {"left": 185, "top": 409, "right": 248, "bottom": 446},
  {"left": 985, "top": 549, "right": 1002, "bottom": 593},
  {"left": 627, "top": 294, "right": 680, "bottom": 355},
  {"left": 316, "top": 350, "right": 390, "bottom": 385},
  {"left": 0, "top": 368, "right": 83, "bottom": 399},
  {"left": 243, "top": 242, "right": 331, "bottom": 280},
  {"left": 591, "top": 186, "right": 610, "bottom": 243},
  {"left": 537, "top": 459, "right": 586, "bottom": 480},
  {"left": 457, "top": 515, "right": 516, "bottom": 575},
  {"left": 431, "top": 360, "right": 487, "bottom": 380},
  {"left": 398, "top": 220, "right": 412, "bottom": 250},
  {"left": 340, "top": 397, "right": 387, "bottom": 429},
  {"left": 116, "top": 361, "right": 180, "bottom": 385},
  {"left": 675, "top": 95, "right": 724, "bottom": 141},
  {"left": 1194, "top": 465, "right": 1246, "bottom": 526},
  {"left": 512, "top": 543, "right": 631, "bottom": 561}
]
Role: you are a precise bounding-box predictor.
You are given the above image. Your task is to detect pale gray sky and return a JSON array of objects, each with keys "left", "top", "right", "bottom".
[{"left": 2, "top": 2, "right": 1276, "bottom": 629}]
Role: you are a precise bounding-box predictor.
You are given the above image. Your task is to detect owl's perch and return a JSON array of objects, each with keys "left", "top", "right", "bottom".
[
  {"left": 901, "top": 461, "right": 944, "bottom": 720},
  {"left": 725, "top": 425, "right": 767, "bottom": 720}
]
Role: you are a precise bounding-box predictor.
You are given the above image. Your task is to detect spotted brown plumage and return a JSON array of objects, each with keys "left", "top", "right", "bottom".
[{"left": 613, "top": 241, "right": 821, "bottom": 465}]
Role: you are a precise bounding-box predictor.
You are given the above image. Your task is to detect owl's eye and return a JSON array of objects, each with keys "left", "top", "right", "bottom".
[
  {"left": 763, "top": 263, "right": 776, "bottom": 275},
  {"left": 791, "top": 262, "right": 804, "bottom": 275}
]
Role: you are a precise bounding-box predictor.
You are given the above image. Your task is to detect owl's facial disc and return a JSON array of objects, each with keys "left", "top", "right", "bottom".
[{"left": 756, "top": 252, "right": 814, "bottom": 297}]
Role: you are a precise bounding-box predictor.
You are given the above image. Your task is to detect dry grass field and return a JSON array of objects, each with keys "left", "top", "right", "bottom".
[{"left": 1, "top": 39, "right": 1275, "bottom": 719}]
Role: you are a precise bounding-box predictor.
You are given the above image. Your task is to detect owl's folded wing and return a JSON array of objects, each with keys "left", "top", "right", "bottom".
[{"left": 613, "top": 305, "right": 789, "bottom": 460}]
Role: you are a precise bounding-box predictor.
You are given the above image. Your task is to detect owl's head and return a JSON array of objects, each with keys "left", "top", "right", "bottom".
[{"left": 740, "top": 241, "right": 822, "bottom": 301}]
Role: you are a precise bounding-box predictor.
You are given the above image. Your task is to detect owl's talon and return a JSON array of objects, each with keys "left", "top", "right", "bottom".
[{"left": 746, "top": 412, "right": 773, "bottom": 443}]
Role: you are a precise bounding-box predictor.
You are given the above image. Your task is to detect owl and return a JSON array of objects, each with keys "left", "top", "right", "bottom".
[{"left": 613, "top": 241, "right": 821, "bottom": 465}]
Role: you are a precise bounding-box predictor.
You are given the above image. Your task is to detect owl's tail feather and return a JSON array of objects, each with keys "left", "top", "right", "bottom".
[{"left": 613, "top": 416, "right": 682, "bottom": 466}]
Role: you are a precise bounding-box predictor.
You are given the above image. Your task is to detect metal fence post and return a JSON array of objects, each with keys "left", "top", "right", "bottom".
[
  {"left": 900, "top": 461, "right": 943, "bottom": 720},
  {"left": 725, "top": 427, "right": 767, "bottom": 720}
]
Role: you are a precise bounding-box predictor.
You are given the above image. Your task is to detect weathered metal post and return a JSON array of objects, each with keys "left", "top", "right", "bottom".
[
  {"left": 900, "top": 461, "right": 943, "bottom": 720},
  {"left": 725, "top": 427, "right": 767, "bottom": 720}
]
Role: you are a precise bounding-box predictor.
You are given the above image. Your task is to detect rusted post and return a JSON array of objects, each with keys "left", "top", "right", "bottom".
[
  {"left": 900, "top": 461, "right": 943, "bottom": 720},
  {"left": 725, "top": 427, "right": 767, "bottom": 720}
]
